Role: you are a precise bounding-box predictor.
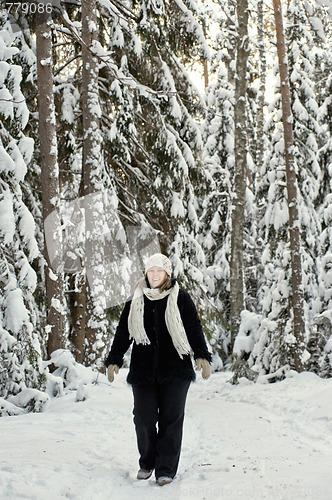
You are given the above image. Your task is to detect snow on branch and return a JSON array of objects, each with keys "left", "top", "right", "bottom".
[
  {"left": 173, "top": 0, "right": 210, "bottom": 59},
  {"left": 53, "top": 5, "right": 178, "bottom": 100}
]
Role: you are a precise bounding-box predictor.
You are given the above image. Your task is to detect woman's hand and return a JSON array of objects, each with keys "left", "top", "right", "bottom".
[
  {"left": 107, "top": 364, "right": 119, "bottom": 383},
  {"left": 196, "top": 359, "right": 211, "bottom": 380}
]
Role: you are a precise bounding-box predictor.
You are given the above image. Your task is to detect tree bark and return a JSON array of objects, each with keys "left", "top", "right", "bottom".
[
  {"left": 230, "top": 0, "right": 249, "bottom": 343},
  {"left": 256, "top": 0, "right": 267, "bottom": 176},
  {"left": 272, "top": 0, "right": 305, "bottom": 372},
  {"left": 36, "top": 10, "right": 66, "bottom": 357},
  {"left": 80, "top": 0, "right": 107, "bottom": 366},
  {"left": 69, "top": 271, "right": 86, "bottom": 364}
]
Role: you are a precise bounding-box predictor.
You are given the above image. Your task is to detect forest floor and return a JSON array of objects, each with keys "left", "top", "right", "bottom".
[{"left": 1, "top": 366, "right": 331, "bottom": 500}]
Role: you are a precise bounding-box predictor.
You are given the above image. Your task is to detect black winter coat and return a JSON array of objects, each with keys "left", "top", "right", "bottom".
[{"left": 104, "top": 283, "right": 212, "bottom": 385}]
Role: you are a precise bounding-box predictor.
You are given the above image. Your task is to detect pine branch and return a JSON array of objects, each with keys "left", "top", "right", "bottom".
[
  {"left": 53, "top": 53, "right": 81, "bottom": 76},
  {"left": 52, "top": 7, "right": 178, "bottom": 99}
]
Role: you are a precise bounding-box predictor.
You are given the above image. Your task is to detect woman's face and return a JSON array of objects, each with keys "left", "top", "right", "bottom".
[{"left": 146, "top": 266, "right": 167, "bottom": 289}]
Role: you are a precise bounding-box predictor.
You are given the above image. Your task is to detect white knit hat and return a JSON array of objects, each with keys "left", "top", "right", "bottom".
[{"left": 144, "top": 253, "right": 172, "bottom": 276}]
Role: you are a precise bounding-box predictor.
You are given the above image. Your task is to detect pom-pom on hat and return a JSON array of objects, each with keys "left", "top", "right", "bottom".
[{"left": 144, "top": 253, "right": 172, "bottom": 276}]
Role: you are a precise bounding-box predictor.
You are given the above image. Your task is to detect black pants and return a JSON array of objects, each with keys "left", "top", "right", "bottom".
[{"left": 132, "top": 380, "right": 191, "bottom": 479}]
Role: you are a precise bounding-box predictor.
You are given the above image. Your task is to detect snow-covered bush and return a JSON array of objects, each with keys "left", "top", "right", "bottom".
[
  {"left": 7, "top": 388, "right": 50, "bottom": 414},
  {"left": 45, "top": 349, "right": 101, "bottom": 393},
  {"left": 0, "top": 13, "right": 47, "bottom": 412}
]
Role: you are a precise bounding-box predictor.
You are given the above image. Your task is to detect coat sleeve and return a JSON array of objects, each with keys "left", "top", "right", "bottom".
[
  {"left": 104, "top": 300, "right": 133, "bottom": 368},
  {"left": 179, "top": 290, "right": 212, "bottom": 363}
]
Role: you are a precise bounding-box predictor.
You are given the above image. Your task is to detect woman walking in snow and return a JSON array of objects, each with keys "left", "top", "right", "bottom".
[{"left": 104, "top": 253, "right": 211, "bottom": 486}]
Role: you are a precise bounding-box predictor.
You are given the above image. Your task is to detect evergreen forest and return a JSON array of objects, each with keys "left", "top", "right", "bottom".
[{"left": 0, "top": 0, "right": 332, "bottom": 414}]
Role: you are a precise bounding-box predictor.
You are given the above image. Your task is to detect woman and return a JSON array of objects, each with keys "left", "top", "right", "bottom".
[{"left": 104, "top": 253, "right": 211, "bottom": 486}]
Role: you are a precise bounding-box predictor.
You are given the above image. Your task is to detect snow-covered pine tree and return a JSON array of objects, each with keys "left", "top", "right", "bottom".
[
  {"left": 273, "top": 0, "right": 307, "bottom": 372},
  {"left": 199, "top": 0, "right": 258, "bottom": 364},
  {"left": 77, "top": 0, "right": 109, "bottom": 366},
  {"left": 285, "top": 0, "right": 328, "bottom": 371},
  {"left": 239, "top": 0, "right": 264, "bottom": 322},
  {"left": 200, "top": 14, "right": 235, "bottom": 359},
  {"left": 99, "top": 2, "right": 212, "bottom": 307},
  {"left": 49, "top": 5, "right": 87, "bottom": 363},
  {"left": 250, "top": 0, "right": 327, "bottom": 377},
  {"left": 254, "top": 0, "right": 268, "bottom": 177},
  {"left": 36, "top": 8, "right": 67, "bottom": 358},
  {"left": 54, "top": 70, "right": 84, "bottom": 362},
  {"left": 251, "top": 104, "right": 297, "bottom": 376},
  {"left": 315, "top": 8, "right": 332, "bottom": 376},
  {"left": 44, "top": 0, "right": 214, "bottom": 361},
  {"left": 0, "top": 13, "right": 47, "bottom": 413},
  {"left": 317, "top": 126, "right": 332, "bottom": 376},
  {"left": 250, "top": 12, "right": 302, "bottom": 378},
  {"left": 229, "top": 0, "right": 250, "bottom": 344},
  {"left": 8, "top": 4, "right": 49, "bottom": 362},
  {"left": 30, "top": 1, "right": 132, "bottom": 365},
  {"left": 230, "top": 0, "right": 272, "bottom": 379}
]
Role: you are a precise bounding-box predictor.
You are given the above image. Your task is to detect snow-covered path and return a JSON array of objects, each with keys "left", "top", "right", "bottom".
[{"left": 1, "top": 370, "right": 331, "bottom": 500}]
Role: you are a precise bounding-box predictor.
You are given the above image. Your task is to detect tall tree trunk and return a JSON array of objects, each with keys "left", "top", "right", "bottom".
[
  {"left": 69, "top": 271, "right": 86, "bottom": 364},
  {"left": 80, "top": 0, "right": 107, "bottom": 366},
  {"left": 225, "top": 4, "right": 237, "bottom": 86},
  {"left": 202, "top": 59, "right": 209, "bottom": 89},
  {"left": 201, "top": 0, "right": 209, "bottom": 89},
  {"left": 256, "top": 0, "right": 267, "bottom": 176},
  {"left": 272, "top": 0, "right": 305, "bottom": 372},
  {"left": 230, "top": 0, "right": 249, "bottom": 343},
  {"left": 36, "top": 11, "right": 66, "bottom": 357}
]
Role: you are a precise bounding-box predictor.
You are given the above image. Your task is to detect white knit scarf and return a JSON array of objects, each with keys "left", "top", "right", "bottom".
[{"left": 128, "top": 280, "right": 191, "bottom": 359}]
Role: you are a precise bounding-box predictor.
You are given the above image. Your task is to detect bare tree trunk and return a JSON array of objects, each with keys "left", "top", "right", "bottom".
[
  {"left": 256, "top": 0, "right": 267, "bottom": 176},
  {"left": 225, "top": 4, "right": 236, "bottom": 87},
  {"left": 80, "top": 0, "right": 106, "bottom": 366},
  {"left": 36, "top": 11, "right": 66, "bottom": 357},
  {"left": 230, "top": 0, "right": 249, "bottom": 343},
  {"left": 202, "top": 59, "right": 209, "bottom": 89},
  {"left": 272, "top": 0, "right": 305, "bottom": 372},
  {"left": 201, "top": 0, "right": 209, "bottom": 89},
  {"left": 69, "top": 272, "right": 86, "bottom": 364}
]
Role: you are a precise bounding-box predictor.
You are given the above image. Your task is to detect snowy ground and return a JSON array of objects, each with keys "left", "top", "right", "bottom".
[{"left": 1, "top": 368, "right": 332, "bottom": 500}]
